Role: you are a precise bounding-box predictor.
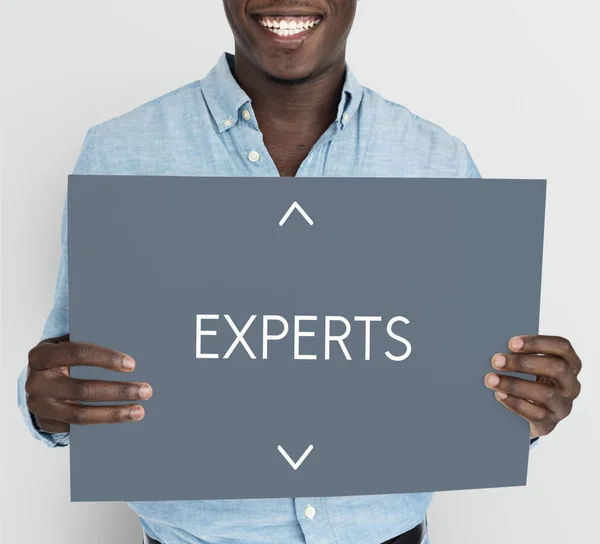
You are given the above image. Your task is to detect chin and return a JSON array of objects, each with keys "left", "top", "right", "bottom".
[
  {"left": 259, "top": 57, "right": 321, "bottom": 84},
  {"left": 266, "top": 69, "right": 314, "bottom": 83}
]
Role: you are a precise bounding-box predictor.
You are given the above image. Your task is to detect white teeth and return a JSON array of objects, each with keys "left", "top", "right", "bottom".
[
  {"left": 267, "top": 27, "right": 304, "bottom": 37},
  {"left": 258, "top": 16, "right": 322, "bottom": 35}
]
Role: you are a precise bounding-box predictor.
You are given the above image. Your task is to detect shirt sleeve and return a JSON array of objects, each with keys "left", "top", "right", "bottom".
[
  {"left": 461, "top": 142, "right": 482, "bottom": 179},
  {"left": 17, "top": 127, "right": 100, "bottom": 448}
]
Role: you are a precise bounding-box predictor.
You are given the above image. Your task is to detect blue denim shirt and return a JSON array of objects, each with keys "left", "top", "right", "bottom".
[{"left": 17, "top": 52, "right": 491, "bottom": 544}]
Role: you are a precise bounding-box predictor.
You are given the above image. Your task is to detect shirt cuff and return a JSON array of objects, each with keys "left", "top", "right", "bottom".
[{"left": 17, "top": 366, "right": 70, "bottom": 448}]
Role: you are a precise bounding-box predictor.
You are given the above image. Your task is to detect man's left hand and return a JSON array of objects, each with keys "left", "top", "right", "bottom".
[{"left": 484, "top": 335, "right": 582, "bottom": 438}]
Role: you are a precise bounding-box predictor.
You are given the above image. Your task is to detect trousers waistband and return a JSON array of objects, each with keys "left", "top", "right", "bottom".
[{"left": 144, "top": 519, "right": 426, "bottom": 544}]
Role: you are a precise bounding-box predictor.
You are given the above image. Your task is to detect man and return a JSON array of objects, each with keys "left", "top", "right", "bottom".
[{"left": 18, "top": 1, "right": 582, "bottom": 543}]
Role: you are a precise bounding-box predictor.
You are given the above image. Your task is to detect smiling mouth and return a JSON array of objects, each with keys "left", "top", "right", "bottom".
[{"left": 253, "top": 15, "right": 324, "bottom": 38}]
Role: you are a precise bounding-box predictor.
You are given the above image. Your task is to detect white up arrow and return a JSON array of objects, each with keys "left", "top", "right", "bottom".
[
  {"left": 277, "top": 444, "right": 314, "bottom": 470},
  {"left": 279, "top": 201, "right": 314, "bottom": 226}
]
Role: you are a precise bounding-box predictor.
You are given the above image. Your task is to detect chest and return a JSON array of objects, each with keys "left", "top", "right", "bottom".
[
  {"left": 187, "top": 120, "right": 395, "bottom": 179},
  {"left": 105, "top": 115, "right": 458, "bottom": 180},
  {"left": 261, "top": 125, "right": 325, "bottom": 177}
]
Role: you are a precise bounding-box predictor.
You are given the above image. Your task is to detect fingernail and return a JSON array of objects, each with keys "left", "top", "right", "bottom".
[
  {"left": 486, "top": 373, "right": 500, "bottom": 387},
  {"left": 130, "top": 406, "right": 144, "bottom": 420},
  {"left": 123, "top": 356, "right": 136, "bottom": 370},
  {"left": 496, "top": 391, "right": 508, "bottom": 400},
  {"left": 510, "top": 337, "right": 524, "bottom": 350},
  {"left": 139, "top": 385, "right": 153, "bottom": 399},
  {"left": 493, "top": 355, "right": 506, "bottom": 368}
]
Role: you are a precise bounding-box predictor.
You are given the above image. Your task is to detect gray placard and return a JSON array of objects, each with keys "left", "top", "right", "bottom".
[{"left": 68, "top": 176, "right": 546, "bottom": 502}]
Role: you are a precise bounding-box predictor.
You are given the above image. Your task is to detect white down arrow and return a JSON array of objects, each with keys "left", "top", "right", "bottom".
[{"left": 277, "top": 445, "right": 314, "bottom": 470}]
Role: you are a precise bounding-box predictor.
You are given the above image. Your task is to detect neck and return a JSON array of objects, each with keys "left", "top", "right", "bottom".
[{"left": 230, "top": 50, "right": 347, "bottom": 127}]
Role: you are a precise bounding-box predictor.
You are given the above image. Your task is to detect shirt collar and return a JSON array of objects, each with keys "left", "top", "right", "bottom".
[
  {"left": 201, "top": 53, "right": 252, "bottom": 133},
  {"left": 201, "top": 52, "right": 364, "bottom": 133},
  {"left": 336, "top": 62, "right": 363, "bottom": 129}
]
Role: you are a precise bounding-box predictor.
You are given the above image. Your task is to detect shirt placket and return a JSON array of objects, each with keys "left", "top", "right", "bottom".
[
  {"left": 230, "top": 103, "right": 281, "bottom": 177},
  {"left": 294, "top": 497, "right": 337, "bottom": 544},
  {"left": 228, "top": 100, "right": 345, "bottom": 178}
]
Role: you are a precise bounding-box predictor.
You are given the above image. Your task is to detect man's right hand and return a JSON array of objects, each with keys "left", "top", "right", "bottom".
[{"left": 25, "top": 334, "right": 152, "bottom": 434}]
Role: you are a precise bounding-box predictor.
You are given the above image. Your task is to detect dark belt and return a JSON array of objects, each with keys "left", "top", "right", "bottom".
[
  {"left": 144, "top": 519, "right": 425, "bottom": 544},
  {"left": 382, "top": 520, "right": 426, "bottom": 544}
]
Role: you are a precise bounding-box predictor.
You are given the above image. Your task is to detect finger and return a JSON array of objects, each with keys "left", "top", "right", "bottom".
[
  {"left": 36, "top": 417, "right": 69, "bottom": 434},
  {"left": 491, "top": 353, "right": 580, "bottom": 397},
  {"left": 508, "top": 335, "right": 581, "bottom": 374},
  {"left": 493, "top": 392, "right": 555, "bottom": 436},
  {"left": 484, "top": 373, "right": 570, "bottom": 418},
  {"left": 27, "top": 396, "right": 145, "bottom": 425},
  {"left": 28, "top": 375, "right": 153, "bottom": 402},
  {"left": 29, "top": 341, "right": 136, "bottom": 372}
]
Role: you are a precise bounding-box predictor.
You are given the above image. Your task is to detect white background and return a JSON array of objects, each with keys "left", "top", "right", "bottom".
[{"left": 1, "top": 0, "right": 599, "bottom": 543}]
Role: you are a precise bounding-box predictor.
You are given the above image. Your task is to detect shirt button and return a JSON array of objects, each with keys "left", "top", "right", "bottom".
[
  {"left": 248, "top": 150, "right": 260, "bottom": 163},
  {"left": 242, "top": 109, "right": 251, "bottom": 121},
  {"left": 304, "top": 505, "right": 316, "bottom": 519},
  {"left": 343, "top": 113, "right": 349, "bottom": 123},
  {"left": 223, "top": 118, "right": 233, "bottom": 127}
]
